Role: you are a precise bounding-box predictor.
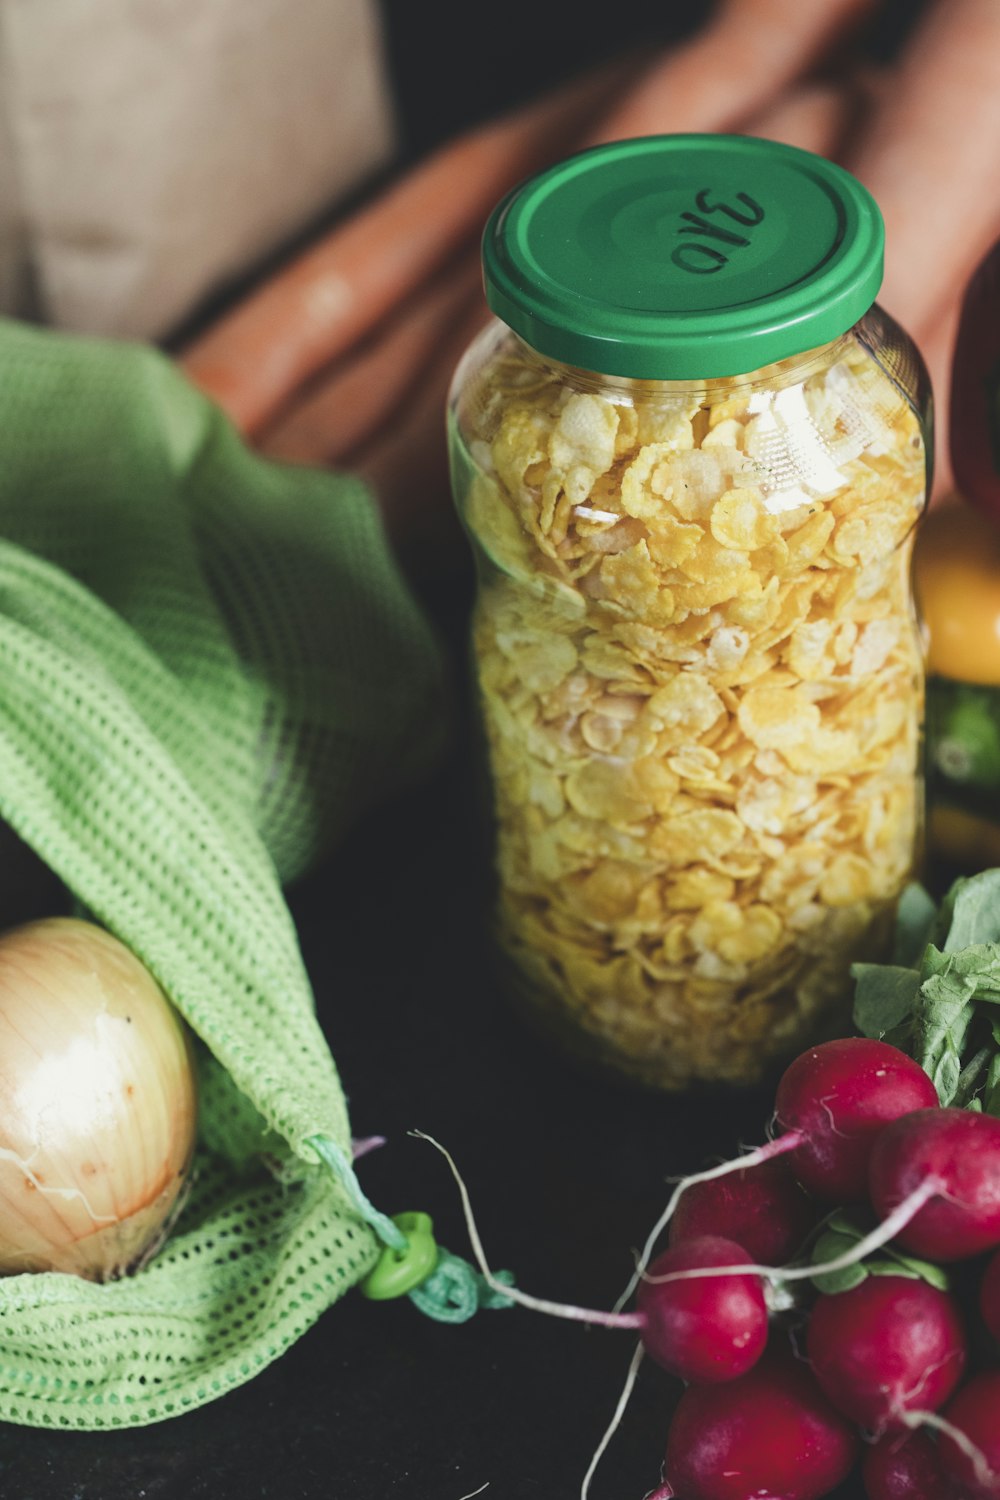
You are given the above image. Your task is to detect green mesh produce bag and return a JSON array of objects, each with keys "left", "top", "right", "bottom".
[{"left": 0, "top": 317, "right": 448, "bottom": 1428}]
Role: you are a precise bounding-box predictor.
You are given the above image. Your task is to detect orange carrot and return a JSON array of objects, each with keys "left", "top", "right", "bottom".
[
  {"left": 740, "top": 80, "right": 854, "bottom": 158},
  {"left": 845, "top": 0, "right": 1000, "bottom": 336},
  {"left": 351, "top": 294, "right": 491, "bottom": 553},
  {"left": 918, "top": 302, "right": 960, "bottom": 504},
  {"left": 258, "top": 247, "right": 483, "bottom": 466},
  {"left": 589, "top": 0, "right": 877, "bottom": 144},
  {"left": 180, "top": 59, "right": 632, "bottom": 437}
]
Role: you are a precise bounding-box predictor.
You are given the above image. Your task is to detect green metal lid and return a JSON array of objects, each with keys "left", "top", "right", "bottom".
[{"left": 482, "top": 133, "right": 884, "bottom": 380}]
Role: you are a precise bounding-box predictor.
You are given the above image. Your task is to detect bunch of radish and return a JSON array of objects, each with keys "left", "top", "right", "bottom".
[
  {"left": 633, "top": 1037, "right": 1000, "bottom": 1500},
  {"left": 418, "top": 1032, "right": 1000, "bottom": 1497}
]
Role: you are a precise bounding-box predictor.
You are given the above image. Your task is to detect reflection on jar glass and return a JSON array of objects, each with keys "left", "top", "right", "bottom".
[{"left": 449, "top": 136, "right": 931, "bottom": 1090}]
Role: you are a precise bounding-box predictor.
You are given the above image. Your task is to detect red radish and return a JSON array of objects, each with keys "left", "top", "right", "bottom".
[
  {"left": 863, "top": 1430, "right": 968, "bottom": 1500},
  {"left": 774, "top": 1038, "right": 939, "bottom": 1201},
  {"left": 938, "top": 1370, "right": 1000, "bottom": 1496},
  {"left": 668, "top": 1158, "right": 815, "bottom": 1265},
  {"left": 636, "top": 1236, "right": 768, "bottom": 1383},
  {"left": 979, "top": 1247, "right": 1000, "bottom": 1345},
  {"left": 660, "top": 1348, "right": 859, "bottom": 1500},
  {"left": 807, "top": 1274, "right": 966, "bottom": 1432},
  {"left": 869, "top": 1108, "right": 1000, "bottom": 1261}
]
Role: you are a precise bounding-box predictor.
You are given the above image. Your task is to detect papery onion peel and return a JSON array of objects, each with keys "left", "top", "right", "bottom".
[{"left": 0, "top": 917, "right": 197, "bottom": 1281}]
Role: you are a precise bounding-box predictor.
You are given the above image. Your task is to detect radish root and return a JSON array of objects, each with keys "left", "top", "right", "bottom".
[
  {"left": 612, "top": 1132, "right": 805, "bottom": 1313},
  {"left": 902, "top": 1407, "right": 996, "bottom": 1492},
  {"left": 580, "top": 1340, "right": 645, "bottom": 1500},
  {"left": 639, "top": 1178, "right": 941, "bottom": 1291},
  {"left": 410, "top": 1131, "right": 642, "bottom": 1330}
]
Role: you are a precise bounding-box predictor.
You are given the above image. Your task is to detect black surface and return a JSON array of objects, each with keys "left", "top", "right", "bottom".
[
  {"left": 0, "top": 574, "right": 866, "bottom": 1500},
  {"left": 377, "top": 3, "right": 706, "bottom": 159},
  {"left": 1, "top": 3, "right": 939, "bottom": 1483}
]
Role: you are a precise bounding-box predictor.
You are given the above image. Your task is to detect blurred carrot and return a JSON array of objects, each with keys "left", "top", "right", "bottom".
[
  {"left": 590, "top": 0, "right": 877, "bottom": 143},
  {"left": 258, "top": 247, "right": 484, "bottom": 466},
  {"left": 180, "top": 58, "right": 632, "bottom": 437},
  {"left": 919, "top": 301, "right": 960, "bottom": 504},
  {"left": 352, "top": 295, "right": 490, "bottom": 553},
  {"left": 739, "top": 79, "right": 854, "bottom": 157},
  {"left": 184, "top": 1, "right": 881, "bottom": 442},
  {"left": 845, "top": 0, "right": 1000, "bottom": 337}
]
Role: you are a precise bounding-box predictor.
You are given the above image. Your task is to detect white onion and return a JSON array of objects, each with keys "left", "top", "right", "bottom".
[{"left": 0, "top": 917, "right": 197, "bottom": 1280}]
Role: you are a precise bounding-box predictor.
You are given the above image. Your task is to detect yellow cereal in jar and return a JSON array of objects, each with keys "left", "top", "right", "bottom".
[
  {"left": 648, "top": 807, "right": 746, "bottom": 865},
  {"left": 710, "top": 488, "right": 780, "bottom": 551},
  {"left": 454, "top": 304, "right": 925, "bottom": 1090},
  {"left": 737, "top": 684, "right": 822, "bottom": 751}
]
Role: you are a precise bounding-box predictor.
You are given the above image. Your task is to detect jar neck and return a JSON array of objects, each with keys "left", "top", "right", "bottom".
[{"left": 506, "top": 325, "right": 858, "bottom": 399}]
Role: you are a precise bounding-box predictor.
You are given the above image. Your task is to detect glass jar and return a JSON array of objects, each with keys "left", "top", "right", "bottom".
[{"left": 449, "top": 135, "right": 930, "bottom": 1090}]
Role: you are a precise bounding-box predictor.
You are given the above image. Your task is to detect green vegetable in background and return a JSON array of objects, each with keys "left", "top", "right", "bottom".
[
  {"left": 928, "top": 680, "right": 1000, "bottom": 817},
  {"left": 853, "top": 869, "right": 1000, "bottom": 1114}
]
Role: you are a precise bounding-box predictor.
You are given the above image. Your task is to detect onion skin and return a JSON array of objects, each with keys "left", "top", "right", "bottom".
[{"left": 0, "top": 918, "right": 197, "bottom": 1280}]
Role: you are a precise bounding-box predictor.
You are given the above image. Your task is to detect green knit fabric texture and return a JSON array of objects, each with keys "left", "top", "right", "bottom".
[{"left": 0, "top": 319, "right": 447, "bottom": 1428}]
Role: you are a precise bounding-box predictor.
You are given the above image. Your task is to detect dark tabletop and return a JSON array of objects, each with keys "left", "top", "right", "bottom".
[
  {"left": 0, "top": 4, "right": 938, "bottom": 1485},
  {"left": 0, "top": 568, "right": 866, "bottom": 1500}
]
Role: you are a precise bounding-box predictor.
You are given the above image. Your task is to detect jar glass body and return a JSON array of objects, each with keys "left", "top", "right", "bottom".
[{"left": 448, "top": 310, "right": 930, "bottom": 1089}]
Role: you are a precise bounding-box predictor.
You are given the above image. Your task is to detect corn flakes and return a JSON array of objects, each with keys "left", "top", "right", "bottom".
[{"left": 452, "top": 325, "right": 926, "bottom": 1089}]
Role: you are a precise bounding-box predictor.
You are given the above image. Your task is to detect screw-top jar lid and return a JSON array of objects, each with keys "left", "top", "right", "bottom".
[{"left": 482, "top": 134, "right": 884, "bottom": 380}]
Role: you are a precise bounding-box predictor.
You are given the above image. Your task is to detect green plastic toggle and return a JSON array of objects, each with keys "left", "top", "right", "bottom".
[{"left": 360, "top": 1212, "right": 438, "bottom": 1300}]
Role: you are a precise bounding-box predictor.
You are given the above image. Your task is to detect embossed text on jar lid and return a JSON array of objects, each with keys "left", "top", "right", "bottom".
[{"left": 482, "top": 133, "right": 884, "bottom": 380}]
